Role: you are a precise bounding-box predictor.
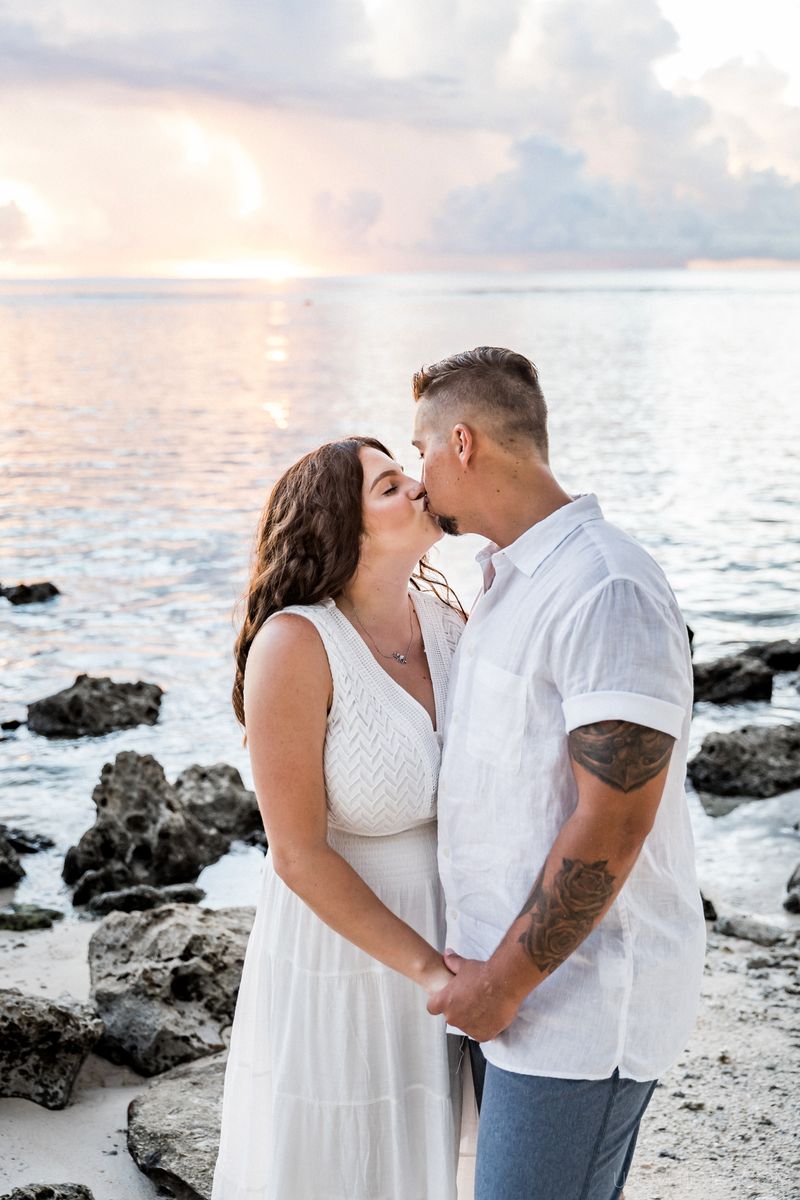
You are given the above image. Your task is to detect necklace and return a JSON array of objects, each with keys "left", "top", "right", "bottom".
[{"left": 347, "top": 596, "right": 415, "bottom": 665}]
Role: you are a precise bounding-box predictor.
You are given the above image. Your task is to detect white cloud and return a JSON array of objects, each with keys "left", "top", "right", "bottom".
[{"left": 0, "top": 0, "right": 799, "bottom": 269}]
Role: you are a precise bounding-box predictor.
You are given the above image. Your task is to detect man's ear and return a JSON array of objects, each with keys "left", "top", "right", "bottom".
[{"left": 452, "top": 422, "right": 475, "bottom": 467}]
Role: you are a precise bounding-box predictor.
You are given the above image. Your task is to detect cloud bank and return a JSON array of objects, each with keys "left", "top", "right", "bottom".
[{"left": 0, "top": 0, "right": 798, "bottom": 272}]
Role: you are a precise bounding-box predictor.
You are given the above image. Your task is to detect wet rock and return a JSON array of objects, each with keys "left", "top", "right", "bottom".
[
  {"left": 0, "top": 824, "right": 55, "bottom": 853},
  {"left": 63, "top": 752, "right": 227, "bottom": 903},
  {"left": 686, "top": 625, "right": 694, "bottom": 656},
  {"left": 0, "top": 1187, "right": 95, "bottom": 1200},
  {"left": 127, "top": 1052, "right": 226, "bottom": 1200},
  {"left": 0, "top": 832, "right": 25, "bottom": 886},
  {"left": 27, "top": 674, "right": 163, "bottom": 738},
  {"left": 1, "top": 718, "right": 25, "bottom": 731},
  {"left": 692, "top": 654, "right": 774, "bottom": 704},
  {"left": 0, "top": 989, "right": 104, "bottom": 1109},
  {"left": 743, "top": 638, "right": 800, "bottom": 672},
  {"left": 701, "top": 893, "right": 718, "bottom": 922},
  {"left": 0, "top": 903, "right": 64, "bottom": 930},
  {"left": 784, "top": 862, "right": 800, "bottom": 914},
  {"left": 242, "top": 827, "right": 267, "bottom": 851},
  {"left": 89, "top": 903, "right": 253, "bottom": 1075},
  {"left": 0, "top": 580, "right": 60, "bottom": 605},
  {"left": 714, "top": 915, "right": 790, "bottom": 947},
  {"left": 688, "top": 722, "right": 800, "bottom": 799},
  {"left": 174, "top": 763, "right": 260, "bottom": 842},
  {"left": 88, "top": 882, "right": 206, "bottom": 916}
]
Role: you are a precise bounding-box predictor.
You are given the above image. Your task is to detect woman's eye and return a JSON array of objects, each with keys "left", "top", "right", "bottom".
[{"left": 383, "top": 485, "right": 397, "bottom": 494}]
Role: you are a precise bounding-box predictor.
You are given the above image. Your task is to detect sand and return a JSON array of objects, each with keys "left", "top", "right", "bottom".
[
  {"left": 1, "top": 915, "right": 797, "bottom": 1200},
  {"left": 0, "top": 920, "right": 158, "bottom": 1200}
]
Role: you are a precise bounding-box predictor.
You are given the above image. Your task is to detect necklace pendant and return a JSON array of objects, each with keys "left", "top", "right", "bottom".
[{"left": 392, "top": 652, "right": 408, "bottom": 665}]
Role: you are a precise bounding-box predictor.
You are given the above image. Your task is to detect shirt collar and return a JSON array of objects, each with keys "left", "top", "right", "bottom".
[{"left": 475, "top": 494, "right": 603, "bottom": 582}]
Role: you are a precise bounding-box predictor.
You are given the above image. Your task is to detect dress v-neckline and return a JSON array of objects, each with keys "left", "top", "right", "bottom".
[{"left": 326, "top": 592, "right": 441, "bottom": 737}]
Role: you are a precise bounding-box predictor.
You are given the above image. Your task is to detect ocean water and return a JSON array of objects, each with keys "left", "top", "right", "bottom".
[{"left": 1, "top": 271, "right": 798, "bottom": 923}]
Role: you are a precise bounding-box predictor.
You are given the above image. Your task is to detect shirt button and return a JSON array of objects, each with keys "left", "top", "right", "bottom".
[
  {"left": 442, "top": 847, "right": 450, "bottom": 859},
  {"left": 449, "top": 909, "right": 459, "bottom": 921}
]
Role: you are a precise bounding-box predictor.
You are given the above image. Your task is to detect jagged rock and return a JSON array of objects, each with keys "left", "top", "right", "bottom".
[
  {"left": 0, "top": 581, "right": 60, "bottom": 605},
  {"left": 713, "top": 915, "right": 791, "bottom": 947},
  {"left": 0, "top": 1187, "right": 95, "bottom": 1200},
  {"left": 692, "top": 654, "right": 774, "bottom": 704},
  {"left": 0, "top": 903, "right": 64, "bottom": 930},
  {"left": 88, "top": 882, "right": 206, "bottom": 916},
  {"left": 63, "top": 752, "right": 227, "bottom": 903},
  {"left": 701, "top": 893, "right": 717, "bottom": 922},
  {"left": 174, "top": 763, "right": 260, "bottom": 841},
  {"left": 127, "top": 1053, "right": 226, "bottom": 1200},
  {"left": 686, "top": 625, "right": 694, "bottom": 656},
  {"left": 0, "top": 824, "right": 55, "bottom": 853},
  {"left": 743, "top": 638, "right": 800, "bottom": 671},
  {"left": 784, "top": 862, "right": 800, "bottom": 914},
  {"left": 0, "top": 832, "right": 25, "bottom": 886},
  {"left": 89, "top": 903, "right": 253, "bottom": 1075},
  {"left": 0, "top": 989, "right": 104, "bottom": 1109},
  {"left": 27, "top": 674, "right": 162, "bottom": 738},
  {"left": 1, "top": 718, "right": 25, "bottom": 731},
  {"left": 687, "top": 722, "right": 800, "bottom": 799}
]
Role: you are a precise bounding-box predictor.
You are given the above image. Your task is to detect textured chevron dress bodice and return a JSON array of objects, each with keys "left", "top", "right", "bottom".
[{"left": 275, "top": 590, "right": 463, "bottom": 836}]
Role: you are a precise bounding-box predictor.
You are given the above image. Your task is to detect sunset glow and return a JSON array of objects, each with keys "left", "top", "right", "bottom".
[{"left": 0, "top": 1, "right": 799, "bottom": 277}]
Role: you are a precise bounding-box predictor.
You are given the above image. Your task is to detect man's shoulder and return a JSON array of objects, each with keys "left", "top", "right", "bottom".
[
  {"left": 545, "top": 517, "right": 678, "bottom": 619},
  {"left": 571, "top": 516, "right": 668, "bottom": 584}
]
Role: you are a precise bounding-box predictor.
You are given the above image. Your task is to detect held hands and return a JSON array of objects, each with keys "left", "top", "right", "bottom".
[{"left": 425, "top": 950, "right": 521, "bottom": 1042}]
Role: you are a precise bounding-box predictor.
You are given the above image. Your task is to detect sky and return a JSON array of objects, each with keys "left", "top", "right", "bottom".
[{"left": 1, "top": 0, "right": 799, "bottom": 277}]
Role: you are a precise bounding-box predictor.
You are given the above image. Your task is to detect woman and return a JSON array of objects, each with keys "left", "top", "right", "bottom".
[{"left": 211, "top": 436, "right": 475, "bottom": 1199}]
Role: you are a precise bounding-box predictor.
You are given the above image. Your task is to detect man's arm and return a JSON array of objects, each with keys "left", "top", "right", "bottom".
[{"left": 427, "top": 719, "right": 675, "bottom": 1039}]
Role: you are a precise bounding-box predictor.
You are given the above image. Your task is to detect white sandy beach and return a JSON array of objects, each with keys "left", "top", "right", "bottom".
[{"left": 1, "top": 906, "right": 797, "bottom": 1200}]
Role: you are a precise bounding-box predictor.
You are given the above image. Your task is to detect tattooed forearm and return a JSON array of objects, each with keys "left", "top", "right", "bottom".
[
  {"left": 568, "top": 720, "right": 674, "bottom": 793},
  {"left": 516, "top": 858, "right": 616, "bottom": 974}
]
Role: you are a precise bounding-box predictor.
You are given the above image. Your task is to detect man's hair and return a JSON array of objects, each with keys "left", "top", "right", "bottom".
[{"left": 412, "top": 346, "right": 548, "bottom": 457}]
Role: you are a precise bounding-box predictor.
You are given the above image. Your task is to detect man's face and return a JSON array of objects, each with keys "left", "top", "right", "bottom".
[{"left": 412, "top": 408, "right": 462, "bottom": 537}]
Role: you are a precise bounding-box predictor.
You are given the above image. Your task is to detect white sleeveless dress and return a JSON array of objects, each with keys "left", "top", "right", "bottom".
[{"left": 211, "top": 589, "right": 475, "bottom": 1200}]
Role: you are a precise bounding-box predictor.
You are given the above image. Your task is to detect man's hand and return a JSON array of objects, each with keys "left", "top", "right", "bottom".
[{"left": 426, "top": 950, "right": 521, "bottom": 1042}]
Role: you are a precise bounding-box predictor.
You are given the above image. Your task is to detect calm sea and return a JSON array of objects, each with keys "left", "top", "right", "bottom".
[{"left": 1, "top": 272, "right": 798, "bottom": 922}]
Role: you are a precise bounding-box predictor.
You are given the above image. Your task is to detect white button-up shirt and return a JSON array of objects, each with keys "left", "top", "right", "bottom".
[{"left": 437, "top": 493, "right": 706, "bottom": 1081}]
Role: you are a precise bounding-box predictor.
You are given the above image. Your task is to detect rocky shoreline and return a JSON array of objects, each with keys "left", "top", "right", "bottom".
[
  {"left": 0, "top": 606, "right": 798, "bottom": 1197},
  {"left": 1, "top": 901, "right": 797, "bottom": 1199}
]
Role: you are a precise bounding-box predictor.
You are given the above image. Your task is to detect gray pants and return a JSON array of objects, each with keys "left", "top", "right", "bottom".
[{"left": 468, "top": 1040, "right": 657, "bottom": 1200}]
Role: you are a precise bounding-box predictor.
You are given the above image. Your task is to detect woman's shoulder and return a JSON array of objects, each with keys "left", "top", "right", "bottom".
[{"left": 249, "top": 601, "right": 335, "bottom": 663}]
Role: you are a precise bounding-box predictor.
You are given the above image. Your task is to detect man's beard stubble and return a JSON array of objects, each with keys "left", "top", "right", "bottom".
[{"left": 434, "top": 512, "right": 460, "bottom": 537}]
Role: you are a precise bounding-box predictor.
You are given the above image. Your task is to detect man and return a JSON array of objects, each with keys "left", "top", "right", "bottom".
[{"left": 412, "top": 347, "right": 706, "bottom": 1199}]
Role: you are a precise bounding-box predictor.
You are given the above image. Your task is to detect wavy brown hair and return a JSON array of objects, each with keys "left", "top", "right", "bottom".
[{"left": 232, "top": 436, "right": 464, "bottom": 731}]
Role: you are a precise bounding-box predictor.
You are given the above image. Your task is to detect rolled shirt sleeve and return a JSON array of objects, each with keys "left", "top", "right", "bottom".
[{"left": 553, "top": 576, "right": 692, "bottom": 738}]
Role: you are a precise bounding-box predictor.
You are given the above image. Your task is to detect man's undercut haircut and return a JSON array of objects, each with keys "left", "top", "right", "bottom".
[{"left": 413, "top": 346, "right": 549, "bottom": 457}]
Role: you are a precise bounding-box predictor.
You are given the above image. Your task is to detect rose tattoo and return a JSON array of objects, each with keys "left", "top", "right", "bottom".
[{"left": 516, "top": 857, "right": 616, "bottom": 974}]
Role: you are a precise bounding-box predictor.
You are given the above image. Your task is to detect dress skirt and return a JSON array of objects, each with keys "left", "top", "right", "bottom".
[{"left": 211, "top": 820, "right": 473, "bottom": 1200}]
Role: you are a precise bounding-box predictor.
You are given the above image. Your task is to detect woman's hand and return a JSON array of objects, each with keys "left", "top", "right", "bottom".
[{"left": 418, "top": 952, "right": 456, "bottom": 996}]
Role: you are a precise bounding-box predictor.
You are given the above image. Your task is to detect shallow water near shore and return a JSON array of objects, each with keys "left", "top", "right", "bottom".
[{"left": 1, "top": 270, "right": 799, "bottom": 926}]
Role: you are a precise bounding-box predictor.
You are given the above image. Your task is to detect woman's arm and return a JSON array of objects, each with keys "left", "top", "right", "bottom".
[{"left": 244, "top": 613, "right": 452, "bottom": 994}]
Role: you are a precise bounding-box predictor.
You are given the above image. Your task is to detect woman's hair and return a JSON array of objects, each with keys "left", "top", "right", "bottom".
[{"left": 232, "top": 435, "right": 464, "bottom": 731}]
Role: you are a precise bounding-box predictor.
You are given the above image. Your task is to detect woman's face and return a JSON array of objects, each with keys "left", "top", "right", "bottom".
[{"left": 359, "top": 445, "right": 443, "bottom": 560}]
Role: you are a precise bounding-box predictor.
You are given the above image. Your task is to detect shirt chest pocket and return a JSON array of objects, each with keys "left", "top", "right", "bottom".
[{"left": 463, "top": 657, "right": 527, "bottom": 772}]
